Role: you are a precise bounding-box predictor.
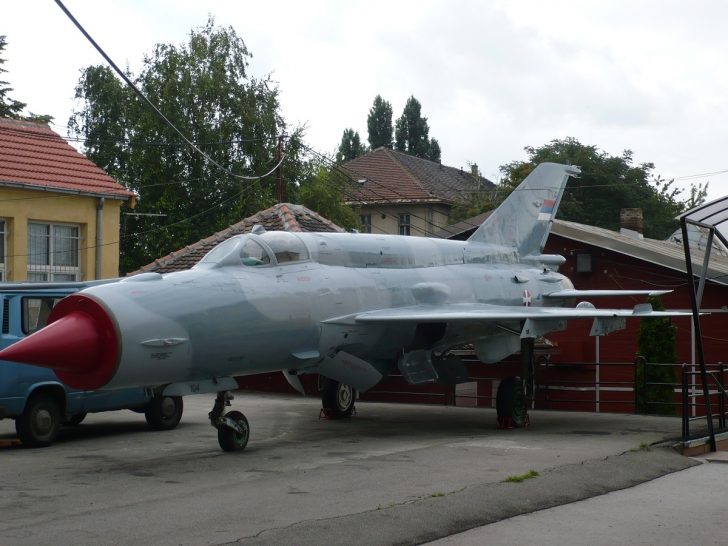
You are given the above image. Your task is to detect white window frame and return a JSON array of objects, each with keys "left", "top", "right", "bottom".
[
  {"left": 360, "top": 214, "right": 372, "bottom": 234},
  {"left": 27, "top": 221, "right": 81, "bottom": 282},
  {"left": 0, "top": 219, "right": 6, "bottom": 281},
  {"left": 399, "top": 213, "right": 411, "bottom": 236}
]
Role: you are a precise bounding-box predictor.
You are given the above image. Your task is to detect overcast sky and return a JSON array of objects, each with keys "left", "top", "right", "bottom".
[{"left": 5, "top": 0, "right": 728, "bottom": 203}]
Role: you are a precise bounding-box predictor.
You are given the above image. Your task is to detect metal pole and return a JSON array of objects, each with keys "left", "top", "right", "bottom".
[
  {"left": 276, "top": 135, "right": 284, "bottom": 203},
  {"left": 691, "top": 321, "right": 696, "bottom": 417},
  {"left": 680, "top": 218, "right": 716, "bottom": 451},
  {"left": 696, "top": 229, "right": 714, "bottom": 308},
  {"left": 682, "top": 364, "right": 689, "bottom": 441},
  {"left": 720, "top": 364, "right": 726, "bottom": 429},
  {"left": 595, "top": 335, "right": 600, "bottom": 413}
]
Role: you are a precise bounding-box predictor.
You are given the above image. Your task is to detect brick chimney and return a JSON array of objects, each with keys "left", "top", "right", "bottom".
[{"left": 620, "top": 208, "right": 644, "bottom": 239}]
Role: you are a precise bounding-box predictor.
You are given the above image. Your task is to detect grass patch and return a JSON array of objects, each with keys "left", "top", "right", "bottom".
[
  {"left": 430, "top": 492, "right": 445, "bottom": 497},
  {"left": 631, "top": 442, "right": 651, "bottom": 452},
  {"left": 503, "top": 470, "right": 539, "bottom": 483}
]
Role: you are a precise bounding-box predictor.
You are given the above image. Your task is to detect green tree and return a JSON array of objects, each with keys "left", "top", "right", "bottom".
[
  {"left": 635, "top": 297, "right": 678, "bottom": 415},
  {"left": 394, "top": 96, "right": 441, "bottom": 161},
  {"left": 70, "top": 19, "right": 292, "bottom": 273},
  {"left": 0, "top": 36, "right": 53, "bottom": 122},
  {"left": 428, "top": 137, "right": 441, "bottom": 163},
  {"left": 297, "top": 163, "right": 356, "bottom": 229},
  {"left": 498, "top": 137, "right": 707, "bottom": 239},
  {"left": 0, "top": 35, "right": 27, "bottom": 119},
  {"left": 336, "top": 128, "right": 366, "bottom": 163},
  {"left": 367, "top": 94, "right": 393, "bottom": 149}
]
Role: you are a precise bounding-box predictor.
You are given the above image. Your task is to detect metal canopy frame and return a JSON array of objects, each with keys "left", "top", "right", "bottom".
[{"left": 678, "top": 195, "right": 728, "bottom": 451}]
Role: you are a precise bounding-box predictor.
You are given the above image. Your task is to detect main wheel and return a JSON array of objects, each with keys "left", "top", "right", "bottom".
[
  {"left": 16, "top": 393, "right": 62, "bottom": 447},
  {"left": 217, "top": 411, "right": 250, "bottom": 452},
  {"left": 144, "top": 395, "right": 183, "bottom": 430},
  {"left": 321, "top": 378, "right": 356, "bottom": 418},
  {"left": 496, "top": 376, "right": 528, "bottom": 428}
]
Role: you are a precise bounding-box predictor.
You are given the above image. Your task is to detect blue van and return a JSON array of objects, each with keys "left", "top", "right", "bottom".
[{"left": 0, "top": 281, "right": 183, "bottom": 447}]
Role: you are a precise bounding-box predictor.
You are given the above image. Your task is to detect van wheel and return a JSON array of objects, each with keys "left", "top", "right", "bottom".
[
  {"left": 16, "top": 393, "right": 62, "bottom": 447},
  {"left": 145, "top": 395, "right": 183, "bottom": 430}
]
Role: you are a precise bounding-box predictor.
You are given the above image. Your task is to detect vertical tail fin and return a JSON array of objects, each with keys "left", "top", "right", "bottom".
[{"left": 467, "top": 163, "right": 579, "bottom": 256}]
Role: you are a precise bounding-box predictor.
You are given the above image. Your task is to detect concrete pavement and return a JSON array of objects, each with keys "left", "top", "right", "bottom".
[
  {"left": 0, "top": 392, "right": 699, "bottom": 545},
  {"left": 426, "top": 462, "right": 726, "bottom": 546}
]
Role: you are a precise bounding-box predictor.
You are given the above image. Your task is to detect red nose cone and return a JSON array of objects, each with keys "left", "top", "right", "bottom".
[{"left": 0, "top": 294, "right": 119, "bottom": 390}]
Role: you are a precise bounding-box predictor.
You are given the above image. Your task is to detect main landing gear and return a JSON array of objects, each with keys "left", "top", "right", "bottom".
[
  {"left": 320, "top": 378, "right": 356, "bottom": 419},
  {"left": 209, "top": 391, "right": 250, "bottom": 452}
]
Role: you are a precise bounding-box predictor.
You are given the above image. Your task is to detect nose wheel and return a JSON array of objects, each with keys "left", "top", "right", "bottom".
[{"left": 209, "top": 391, "right": 250, "bottom": 452}]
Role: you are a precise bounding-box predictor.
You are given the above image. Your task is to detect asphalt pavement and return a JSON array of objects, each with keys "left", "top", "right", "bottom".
[{"left": 0, "top": 392, "right": 706, "bottom": 545}]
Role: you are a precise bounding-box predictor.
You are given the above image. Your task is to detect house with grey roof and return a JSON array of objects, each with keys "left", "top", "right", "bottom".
[{"left": 342, "top": 147, "right": 494, "bottom": 237}]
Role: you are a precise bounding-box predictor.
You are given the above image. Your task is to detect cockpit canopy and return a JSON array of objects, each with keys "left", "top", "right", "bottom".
[{"left": 197, "top": 232, "right": 310, "bottom": 268}]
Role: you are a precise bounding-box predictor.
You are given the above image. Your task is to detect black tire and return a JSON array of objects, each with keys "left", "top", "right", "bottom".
[
  {"left": 321, "top": 378, "right": 356, "bottom": 418},
  {"left": 144, "top": 395, "right": 183, "bottom": 430},
  {"left": 217, "top": 411, "right": 250, "bottom": 452},
  {"left": 496, "top": 376, "right": 528, "bottom": 427},
  {"left": 64, "top": 412, "right": 87, "bottom": 426},
  {"left": 16, "top": 393, "right": 63, "bottom": 447}
]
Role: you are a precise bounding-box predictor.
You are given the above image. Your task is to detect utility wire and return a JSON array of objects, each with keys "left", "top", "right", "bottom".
[
  {"left": 0, "top": 124, "right": 275, "bottom": 147},
  {"left": 53, "top": 0, "right": 282, "bottom": 182}
]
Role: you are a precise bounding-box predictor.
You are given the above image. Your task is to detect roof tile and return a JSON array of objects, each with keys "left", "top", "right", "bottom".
[
  {"left": 131, "top": 203, "right": 344, "bottom": 274},
  {"left": 0, "top": 118, "right": 135, "bottom": 200},
  {"left": 342, "top": 147, "right": 494, "bottom": 205}
]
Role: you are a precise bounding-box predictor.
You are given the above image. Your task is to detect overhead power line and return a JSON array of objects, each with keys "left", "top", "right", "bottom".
[{"left": 53, "top": 0, "right": 282, "bottom": 182}]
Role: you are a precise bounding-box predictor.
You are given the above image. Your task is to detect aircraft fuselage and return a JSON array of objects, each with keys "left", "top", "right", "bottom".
[{"left": 74, "top": 231, "right": 573, "bottom": 390}]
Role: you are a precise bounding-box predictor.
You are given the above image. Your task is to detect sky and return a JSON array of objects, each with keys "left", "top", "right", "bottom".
[{"left": 4, "top": 0, "right": 728, "bottom": 204}]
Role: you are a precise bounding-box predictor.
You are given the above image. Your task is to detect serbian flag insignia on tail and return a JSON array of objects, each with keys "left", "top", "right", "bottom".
[{"left": 538, "top": 199, "right": 556, "bottom": 220}]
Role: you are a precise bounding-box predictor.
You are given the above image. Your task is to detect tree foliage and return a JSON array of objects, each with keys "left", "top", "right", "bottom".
[
  {"left": 367, "top": 94, "right": 393, "bottom": 149},
  {"left": 298, "top": 163, "right": 357, "bottom": 230},
  {"left": 394, "top": 96, "right": 441, "bottom": 161},
  {"left": 498, "top": 137, "right": 707, "bottom": 239},
  {"left": 0, "top": 35, "right": 26, "bottom": 119},
  {"left": 0, "top": 36, "right": 53, "bottom": 122},
  {"left": 70, "top": 19, "right": 306, "bottom": 273},
  {"left": 336, "top": 128, "right": 366, "bottom": 163},
  {"left": 635, "top": 297, "right": 678, "bottom": 415},
  {"left": 427, "top": 137, "right": 441, "bottom": 163}
]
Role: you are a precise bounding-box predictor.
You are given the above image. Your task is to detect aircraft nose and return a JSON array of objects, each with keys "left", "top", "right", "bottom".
[{"left": 0, "top": 294, "right": 119, "bottom": 390}]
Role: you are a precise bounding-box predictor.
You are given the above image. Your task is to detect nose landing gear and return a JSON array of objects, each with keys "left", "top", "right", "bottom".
[{"left": 209, "top": 391, "right": 250, "bottom": 452}]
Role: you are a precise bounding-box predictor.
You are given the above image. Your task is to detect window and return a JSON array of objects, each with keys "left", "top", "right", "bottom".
[
  {"left": 399, "top": 213, "right": 411, "bottom": 236},
  {"left": 22, "top": 297, "right": 61, "bottom": 335},
  {"left": 0, "top": 219, "right": 5, "bottom": 281},
  {"left": 576, "top": 252, "right": 592, "bottom": 273},
  {"left": 360, "top": 214, "right": 372, "bottom": 234},
  {"left": 260, "top": 232, "right": 310, "bottom": 264},
  {"left": 27, "top": 222, "right": 80, "bottom": 281},
  {"left": 240, "top": 238, "right": 270, "bottom": 266}
]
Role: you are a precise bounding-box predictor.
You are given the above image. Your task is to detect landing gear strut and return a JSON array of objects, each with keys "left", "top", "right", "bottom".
[{"left": 209, "top": 391, "right": 249, "bottom": 452}]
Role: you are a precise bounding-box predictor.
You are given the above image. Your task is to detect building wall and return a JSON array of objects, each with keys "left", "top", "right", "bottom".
[
  {"left": 545, "top": 234, "right": 728, "bottom": 365},
  {"left": 0, "top": 187, "right": 125, "bottom": 280},
  {"left": 356, "top": 203, "right": 450, "bottom": 236}
]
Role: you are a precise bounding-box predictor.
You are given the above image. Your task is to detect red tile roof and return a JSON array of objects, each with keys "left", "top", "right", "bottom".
[
  {"left": 0, "top": 118, "right": 135, "bottom": 200},
  {"left": 342, "top": 147, "right": 494, "bottom": 205},
  {"left": 131, "top": 203, "right": 344, "bottom": 274}
]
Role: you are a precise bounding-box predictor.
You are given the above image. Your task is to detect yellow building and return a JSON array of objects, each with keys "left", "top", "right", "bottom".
[{"left": 0, "top": 118, "right": 135, "bottom": 281}]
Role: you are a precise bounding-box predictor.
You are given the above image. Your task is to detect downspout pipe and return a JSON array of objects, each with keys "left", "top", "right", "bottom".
[{"left": 95, "top": 197, "right": 104, "bottom": 279}]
